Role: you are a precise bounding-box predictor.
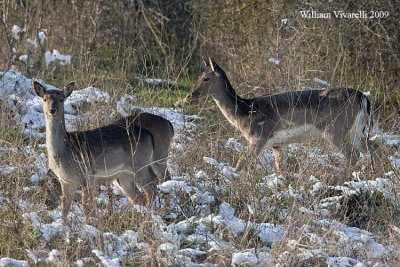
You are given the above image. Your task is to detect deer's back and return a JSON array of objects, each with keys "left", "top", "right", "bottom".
[
  {"left": 67, "top": 117, "right": 155, "bottom": 175},
  {"left": 250, "top": 88, "right": 365, "bottom": 125},
  {"left": 126, "top": 112, "right": 174, "bottom": 159},
  {"left": 127, "top": 112, "right": 174, "bottom": 142},
  {"left": 236, "top": 88, "right": 368, "bottom": 143}
]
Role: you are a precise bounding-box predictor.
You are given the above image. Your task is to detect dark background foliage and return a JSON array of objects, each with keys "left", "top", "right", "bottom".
[{"left": 1, "top": 0, "right": 398, "bottom": 125}]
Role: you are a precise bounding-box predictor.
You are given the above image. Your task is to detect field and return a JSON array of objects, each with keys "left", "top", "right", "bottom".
[{"left": 0, "top": 1, "right": 399, "bottom": 266}]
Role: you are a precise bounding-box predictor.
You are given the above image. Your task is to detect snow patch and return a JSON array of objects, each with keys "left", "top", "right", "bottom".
[
  {"left": 313, "top": 78, "right": 331, "bottom": 87},
  {"left": 268, "top": 58, "right": 281, "bottom": 65},
  {"left": 44, "top": 50, "right": 71, "bottom": 66},
  {"left": 0, "top": 258, "right": 29, "bottom": 267},
  {"left": 12, "top": 25, "right": 26, "bottom": 40}
]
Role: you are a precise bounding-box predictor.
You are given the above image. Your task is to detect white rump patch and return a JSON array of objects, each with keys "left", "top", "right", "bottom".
[{"left": 348, "top": 106, "right": 368, "bottom": 150}]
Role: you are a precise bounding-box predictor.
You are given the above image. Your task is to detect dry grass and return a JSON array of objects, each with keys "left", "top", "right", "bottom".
[
  {"left": 0, "top": 106, "right": 42, "bottom": 259},
  {"left": 0, "top": 90, "right": 399, "bottom": 264},
  {"left": 0, "top": 0, "right": 399, "bottom": 265}
]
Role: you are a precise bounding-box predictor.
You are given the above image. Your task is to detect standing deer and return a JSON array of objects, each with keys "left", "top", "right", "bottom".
[
  {"left": 129, "top": 112, "right": 174, "bottom": 182},
  {"left": 34, "top": 81, "right": 172, "bottom": 220},
  {"left": 182, "top": 59, "right": 377, "bottom": 172}
]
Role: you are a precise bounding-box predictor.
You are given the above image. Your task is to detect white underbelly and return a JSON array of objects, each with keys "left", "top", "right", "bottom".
[
  {"left": 93, "top": 163, "right": 131, "bottom": 180},
  {"left": 266, "top": 124, "right": 325, "bottom": 147}
]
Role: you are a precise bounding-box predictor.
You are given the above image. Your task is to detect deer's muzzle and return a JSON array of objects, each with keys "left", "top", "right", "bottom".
[
  {"left": 49, "top": 107, "right": 58, "bottom": 115},
  {"left": 175, "top": 95, "right": 192, "bottom": 107}
]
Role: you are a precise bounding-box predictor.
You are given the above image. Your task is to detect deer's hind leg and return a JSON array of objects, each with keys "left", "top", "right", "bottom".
[
  {"left": 341, "top": 136, "right": 385, "bottom": 173},
  {"left": 332, "top": 139, "right": 360, "bottom": 168},
  {"left": 117, "top": 173, "right": 147, "bottom": 206},
  {"left": 151, "top": 158, "right": 171, "bottom": 182},
  {"left": 357, "top": 136, "right": 386, "bottom": 173},
  {"left": 366, "top": 139, "right": 386, "bottom": 173},
  {"left": 135, "top": 166, "right": 158, "bottom": 207}
]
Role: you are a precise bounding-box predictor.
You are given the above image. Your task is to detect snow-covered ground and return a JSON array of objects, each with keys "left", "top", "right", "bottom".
[{"left": 0, "top": 70, "right": 399, "bottom": 266}]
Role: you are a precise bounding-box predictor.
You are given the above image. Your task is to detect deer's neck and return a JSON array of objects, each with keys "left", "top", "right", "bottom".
[
  {"left": 213, "top": 79, "right": 248, "bottom": 128},
  {"left": 45, "top": 116, "right": 69, "bottom": 160}
]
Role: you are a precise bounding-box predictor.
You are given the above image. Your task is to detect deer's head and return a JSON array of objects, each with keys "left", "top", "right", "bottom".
[
  {"left": 183, "top": 58, "right": 226, "bottom": 105},
  {"left": 33, "top": 81, "right": 74, "bottom": 118}
]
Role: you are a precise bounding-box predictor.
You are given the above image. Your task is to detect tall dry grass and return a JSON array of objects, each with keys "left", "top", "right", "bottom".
[{"left": 0, "top": 0, "right": 399, "bottom": 265}]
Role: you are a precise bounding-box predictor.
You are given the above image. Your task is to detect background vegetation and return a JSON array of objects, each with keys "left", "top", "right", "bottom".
[
  {"left": 0, "top": 0, "right": 399, "bottom": 265},
  {"left": 1, "top": 0, "right": 398, "bottom": 125}
]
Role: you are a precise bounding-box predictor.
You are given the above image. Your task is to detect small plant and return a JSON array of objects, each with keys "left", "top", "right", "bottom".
[
  {"left": 340, "top": 190, "right": 398, "bottom": 230},
  {"left": 4, "top": 24, "right": 71, "bottom": 78},
  {"left": 0, "top": 201, "right": 41, "bottom": 260}
]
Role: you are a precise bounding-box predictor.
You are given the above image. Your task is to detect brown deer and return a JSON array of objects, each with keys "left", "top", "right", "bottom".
[
  {"left": 129, "top": 111, "right": 174, "bottom": 182},
  {"left": 182, "top": 59, "right": 379, "bottom": 173},
  {"left": 34, "top": 81, "right": 173, "bottom": 220},
  {"left": 38, "top": 112, "right": 174, "bottom": 211}
]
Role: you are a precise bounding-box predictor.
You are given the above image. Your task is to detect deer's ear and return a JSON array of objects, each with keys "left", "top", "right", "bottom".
[
  {"left": 63, "top": 81, "right": 75, "bottom": 98},
  {"left": 209, "top": 58, "right": 222, "bottom": 77},
  {"left": 202, "top": 57, "right": 209, "bottom": 69},
  {"left": 209, "top": 57, "right": 215, "bottom": 72},
  {"left": 33, "top": 81, "right": 45, "bottom": 97}
]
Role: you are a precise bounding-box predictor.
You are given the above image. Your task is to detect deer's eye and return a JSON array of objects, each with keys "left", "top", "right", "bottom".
[
  {"left": 43, "top": 98, "right": 47, "bottom": 102},
  {"left": 59, "top": 99, "right": 64, "bottom": 103},
  {"left": 203, "top": 77, "right": 210, "bottom": 82}
]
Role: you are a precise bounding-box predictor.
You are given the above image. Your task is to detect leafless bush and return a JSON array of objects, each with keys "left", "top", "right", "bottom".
[
  {"left": 1, "top": 1, "right": 398, "bottom": 126},
  {"left": 0, "top": 1, "right": 399, "bottom": 264},
  {"left": 191, "top": 1, "right": 399, "bottom": 127}
]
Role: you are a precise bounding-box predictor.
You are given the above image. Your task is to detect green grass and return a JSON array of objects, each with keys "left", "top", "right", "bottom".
[{"left": 132, "top": 86, "right": 188, "bottom": 108}]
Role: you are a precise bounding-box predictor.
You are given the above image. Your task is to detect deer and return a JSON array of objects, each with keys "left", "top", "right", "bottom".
[
  {"left": 38, "top": 111, "right": 174, "bottom": 211},
  {"left": 181, "top": 58, "right": 380, "bottom": 173},
  {"left": 128, "top": 111, "right": 174, "bottom": 182},
  {"left": 34, "top": 81, "right": 173, "bottom": 221}
]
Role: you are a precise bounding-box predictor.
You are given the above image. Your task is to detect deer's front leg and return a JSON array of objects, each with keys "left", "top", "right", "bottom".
[
  {"left": 272, "top": 146, "right": 283, "bottom": 173},
  {"left": 81, "top": 187, "right": 88, "bottom": 218},
  {"left": 235, "top": 154, "right": 246, "bottom": 171},
  {"left": 235, "top": 139, "right": 267, "bottom": 171},
  {"left": 81, "top": 185, "right": 97, "bottom": 221},
  {"left": 61, "top": 182, "right": 75, "bottom": 221}
]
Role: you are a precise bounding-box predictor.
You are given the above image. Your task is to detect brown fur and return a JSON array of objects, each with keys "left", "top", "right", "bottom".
[
  {"left": 34, "top": 81, "right": 172, "bottom": 220},
  {"left": 183, "top": 59, "right": 378, "bottom": 172}
]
